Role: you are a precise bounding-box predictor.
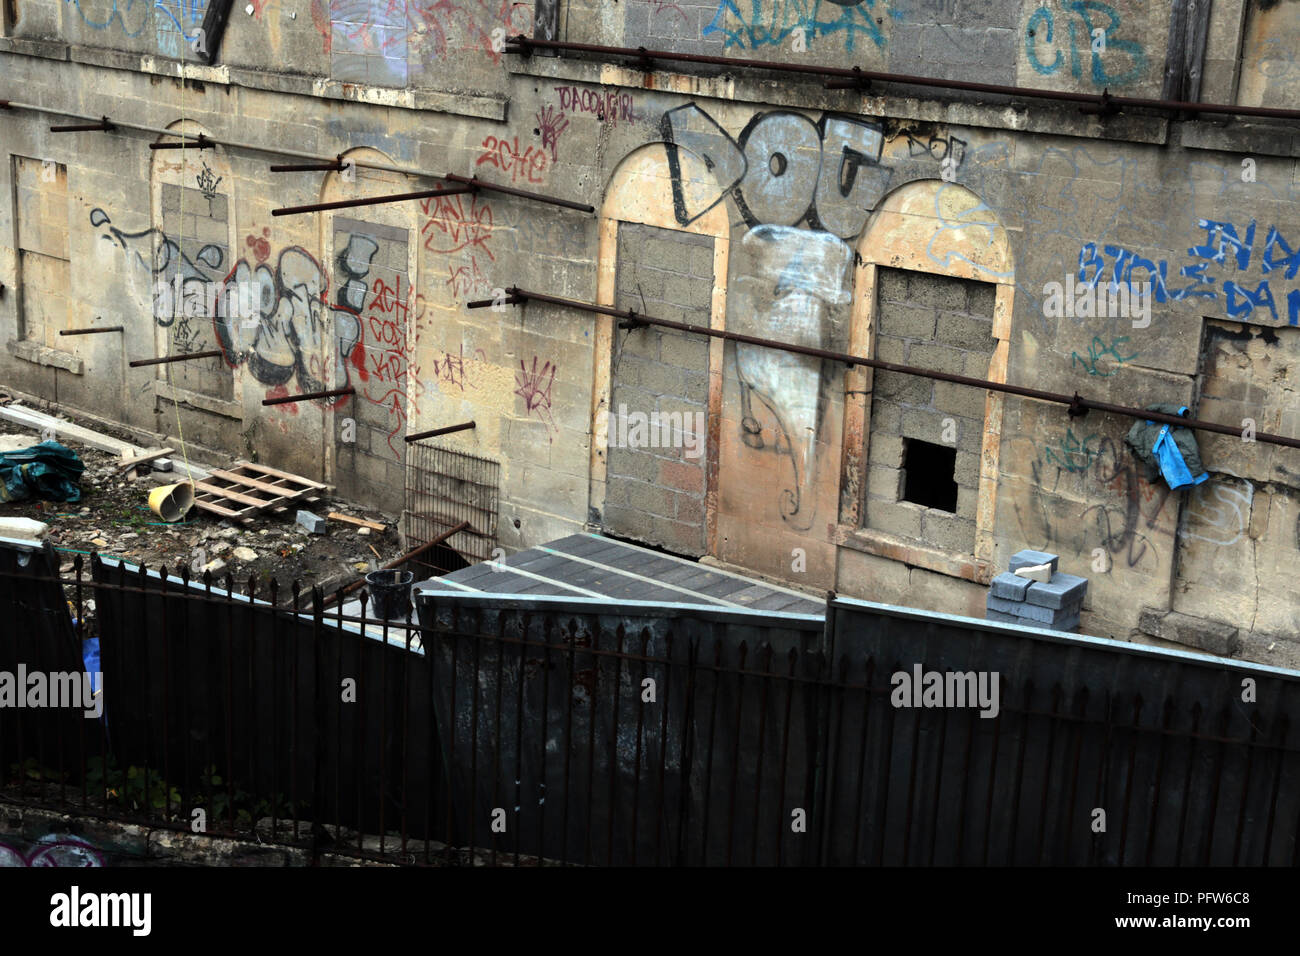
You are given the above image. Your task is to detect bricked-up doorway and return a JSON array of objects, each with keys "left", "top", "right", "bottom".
[
  {"left": 838, "top": 180, "right": 1015, "bottom": 588},
  {"left": 1164, "top": 318, "right": 1300, "bottom": 642},
  {"left": 331, "top": 216, "right": 411, "bottom": 513},
  {"left": 862, "top": 268, "right": 997, "bottom": 554},
  {"left": 602, "top": 221, "right": 713, "bottom": 557}
]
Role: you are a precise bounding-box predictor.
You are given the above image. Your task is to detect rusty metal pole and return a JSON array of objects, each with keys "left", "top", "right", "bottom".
[{"left": 320, "top": 520, "right": 473, "bottom": 609}]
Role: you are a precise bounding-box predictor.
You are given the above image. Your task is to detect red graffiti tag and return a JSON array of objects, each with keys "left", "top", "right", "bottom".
[
  {"left": 419, "top": 192, "right": 494, "bottom": 260},
  {"left": 475, "top": 134, "right": 548, "bottom": 185}
]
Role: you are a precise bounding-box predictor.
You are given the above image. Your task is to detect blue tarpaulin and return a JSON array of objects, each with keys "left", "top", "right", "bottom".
[{"left": 0, "top": 441, "right": 84, "bottom": 503}]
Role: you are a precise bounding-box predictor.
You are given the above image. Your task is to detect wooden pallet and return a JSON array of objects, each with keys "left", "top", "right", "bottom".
[{"left": 191, "top": 462, "right": 329, "bottom": 524}]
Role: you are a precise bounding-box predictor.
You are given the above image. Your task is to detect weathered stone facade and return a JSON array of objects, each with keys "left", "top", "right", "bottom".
[{"left": 1, "top": 0, "right": 1298, "bottom": 663}]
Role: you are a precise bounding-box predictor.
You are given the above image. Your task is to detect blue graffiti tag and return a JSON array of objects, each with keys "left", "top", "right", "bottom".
[
  {"left": 64, "top": 0, "right": 151, "bottom": 36},
  {"left": 1025, "top": 1, "right": 1146, "bottom": 88},
  {"left": 1070, "top": 335, "right": 1138, "bottom": 376},
  {"left": 704, "top": 0, "right": 893, "bottom": 51},
  {"left": 1042, "top": 427, "right": 1103, "bottom": 474},
  {"left": 1078, "top": 218, "right": 1300, "bottom": 326}
]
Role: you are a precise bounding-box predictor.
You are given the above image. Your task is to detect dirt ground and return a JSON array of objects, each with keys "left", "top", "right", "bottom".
[{"left": 0, "top": 411, "right": 405, "bottom": 598}]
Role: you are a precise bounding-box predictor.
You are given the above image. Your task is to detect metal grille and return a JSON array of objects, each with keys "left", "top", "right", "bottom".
[{"left": 404, "top": 442, "right": 500, "bottom": 579}]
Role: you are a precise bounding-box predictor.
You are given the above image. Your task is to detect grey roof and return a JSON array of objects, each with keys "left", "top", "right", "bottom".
[{"left": 415, "top": 532, "right": 825, "bottom": 614}]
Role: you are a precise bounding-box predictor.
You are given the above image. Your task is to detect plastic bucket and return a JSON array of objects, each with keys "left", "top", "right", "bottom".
[
  {"left": 147, "top": 481, "right": 195, "bottom": 523},
  {"left": 365, "top": 569, "right": 414, "bottom": 620}
]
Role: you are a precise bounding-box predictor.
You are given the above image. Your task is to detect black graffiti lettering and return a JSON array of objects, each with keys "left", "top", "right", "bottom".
[
  {"left": 662, "top": 104, "right": 888, "bottom": 239},
  {"left": 661, "top": 103, "right": 748, "bottom": 226},
  {"left": 810, "top": 115, "right": 890, "bottom": 239},
  {"left": 733, "top": 111, "right": 822, "bottom": 228}
]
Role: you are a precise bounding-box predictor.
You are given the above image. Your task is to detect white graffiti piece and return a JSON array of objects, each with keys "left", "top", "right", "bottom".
[
  {"left": 217, "top": 247, "right": 330, "bottom": 391},
  {"left": 731, "top": 225, "right": 854, "bottom": 529},
  {"left": 1184, "top": 472, "right": 1254, "bottom": 547}
]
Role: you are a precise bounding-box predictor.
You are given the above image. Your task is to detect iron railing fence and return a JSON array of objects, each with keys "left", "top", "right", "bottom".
[{"left": 3, "top": 538, "right": 1298, "bottom": 866}]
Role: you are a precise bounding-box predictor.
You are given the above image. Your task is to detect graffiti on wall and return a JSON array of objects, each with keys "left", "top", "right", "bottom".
[
  {"left": 1070, "top": 334, "right": 1139, "bottom": 376},
  {"left": 65, "top": 0, "right": 208, "bottom": 57},
  {"left": 731, "top": 226, "right": 852, "bottom": 528},
  {"left": 475, "top": 134, "right": 548, "bottom": 185},
  {"left": 702, "top": 0, "right": 894, "bottom": 52},
  {"left": 312, "top": 0, "right": 531, "bottom": 66},
  {"left": 1024, "top": 0, "right": 1147, "bottom": 88},
  {"left": 515, "top": 356, "right": 559, "bottom": 438},
  {"left": 0, "top": 835, "right": 104, "bottom": 867},
  {"left": 420, "top": 191, "right": 495, "bottom": 301},
  {"left": 656, "top": 103, "right": 892, "bottom": 526},
  {"left": 661, "top": 104, "right": 892, "bottom": 239},
  {"left": 90, "top": 206, "right": 228, "bottom": 365},
  {"left": 1078, "top": 218, "right": 1300, "bottom": 326},
  {"left": 93, "top": 207, "right": 373, "bottom": 408}
]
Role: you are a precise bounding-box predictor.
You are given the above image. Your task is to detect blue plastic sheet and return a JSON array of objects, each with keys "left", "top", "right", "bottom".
[{"left": 0, "top": 441, "right": 85, "bottom": 503}]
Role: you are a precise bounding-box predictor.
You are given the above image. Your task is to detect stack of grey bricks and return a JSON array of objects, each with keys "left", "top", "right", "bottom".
[{"left": 985, "top": 550, "right": 1088, "bottom": 632}]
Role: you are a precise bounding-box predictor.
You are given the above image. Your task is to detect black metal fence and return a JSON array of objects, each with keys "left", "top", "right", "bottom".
[{"left": 3, "top": 537, "right": 1299, "bottom": 865}]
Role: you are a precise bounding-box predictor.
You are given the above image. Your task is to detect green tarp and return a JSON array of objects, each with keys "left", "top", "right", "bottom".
[{"left": 0, "top": 441, "right": 85, "bottom": 503}]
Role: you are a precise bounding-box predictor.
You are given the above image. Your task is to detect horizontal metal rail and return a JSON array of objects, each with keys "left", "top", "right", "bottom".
[
  {"left": 468, "top": 285, "right": 1300, "bottom": 449},
  {"left": 0, "top": 99, "right": 593, "bottom": 215},
  {"left": 404, "top": 421, "right": 477, "bottom": 443},
  {"left": 128, "top": 349, "right": 224, "bottom": 368},
  {"left": 261, "top": 386, "right": 355, "bottom": 406},
  {"left": 507, "top": 35, "right": 1300, "bottom": 122},
  {"left": 59, "top": 326, "right": 123, "bottom": 336},
  {"left": 272, "top": 185, "right": 475, "bottom": 217}
]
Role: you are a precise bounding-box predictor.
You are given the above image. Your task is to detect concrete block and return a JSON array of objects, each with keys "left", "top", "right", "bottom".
[
  {"left": 991, "top": 571, "right": 1030, "bottom": 601},
  {"left": 150, "top": 457, "right": 173, "bottom": 472},
  {"left": 0, "top": 517, "right": 48, "bottom": 541},
  {"left": 1010, "top": 549, "right": 1059, "bottom": 575},
  {"left": 1025, "top": 572, "right": 1088, "bottom": 610},
  {"left": 1138, "top": 608, "right": 1240, "bottom": 657},
  {"left": 987, "top": 595, "right": 1061, "bottom": 625},
  {"left": 297, "top": 510, "right": 326, "bottom": 534}
]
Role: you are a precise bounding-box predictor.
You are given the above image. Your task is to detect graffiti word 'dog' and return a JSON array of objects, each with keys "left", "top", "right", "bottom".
[
  {"left": 661, "top": 104, "right": 891, "bottom": 240},
  {"left": 703, "top": 0, "right": 889, "bottom": 52},
  {"left": 1025, "top": 1, "right": 1147, "bottom": 88}
]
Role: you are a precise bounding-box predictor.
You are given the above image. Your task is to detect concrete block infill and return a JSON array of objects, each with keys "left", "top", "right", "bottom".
[
  {"left": 1009, "top": 549, "right": 1059, "bottom": 575},
  {"left": 1025, "top": 572, "right": 1089, "bottom": 610}
]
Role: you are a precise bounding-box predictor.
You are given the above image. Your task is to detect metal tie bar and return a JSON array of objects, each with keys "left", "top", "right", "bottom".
[
  {"left": 404, "top": 421, "right": 476, "bottom": 443},
  {"left": 319, "top": 519, "right": 473, "bottom": 609},
  {"left": 151, "top": 133, "right": 213, "bottom": 150},
  {"left": 60, "top": 326, "right": 124, "bottom": 336},
  {"left": 467, "top": 285, "right": 1300, "bottom": 450},
  {"left": 1, "top": 99, "right": 593, "bottom": 215},
  {"left": 269, "top": 157, "right": 348, "bottom": 172},
  {"left": 262, "top": 386, "right": 355, "bottom": 406},
  {"left": 271, "top": 185, "right": 475, "bottom": 217},
  {"left": 129, "top": 349, "right": 224, "bottom": 367},
  {"left": 506, "top": 35, "right": 1300, "bottom": 122},
  {"left": 50, "top": 116, "right": 114, "bottom": 133}
]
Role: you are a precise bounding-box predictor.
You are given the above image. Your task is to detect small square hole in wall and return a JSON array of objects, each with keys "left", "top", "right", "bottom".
[{"left": 901, "top": 439, "right": 958, "bottom": 513}]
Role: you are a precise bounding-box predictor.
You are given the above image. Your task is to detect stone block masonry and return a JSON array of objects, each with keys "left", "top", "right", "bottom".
[{"left": 986, "top": 550, "right": 1087, "bottom": 632}]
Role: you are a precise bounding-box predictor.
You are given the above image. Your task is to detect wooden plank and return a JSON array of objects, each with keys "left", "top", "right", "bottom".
[
  {"left": 116, "top": 447, "right": 175, "bottom": 473},
  {"left": 328, "top": 512, "right": 386, "bottom": 532},
  {"left": 193, "top": 480, "right": 283, "bottom": 510},
  {"left": 235, "top": 461, "right": 328, "bottom": 490},
  {"left": 208, "top": 467, "right": 312, "bottom": 499},
  {"left": 192, "top": 499, "right": 250, "bottom": 520}
]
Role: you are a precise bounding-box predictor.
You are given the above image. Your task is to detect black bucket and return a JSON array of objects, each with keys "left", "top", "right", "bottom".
[{"left": 364, "top": 569, "right": 415, "bottom": 620}]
